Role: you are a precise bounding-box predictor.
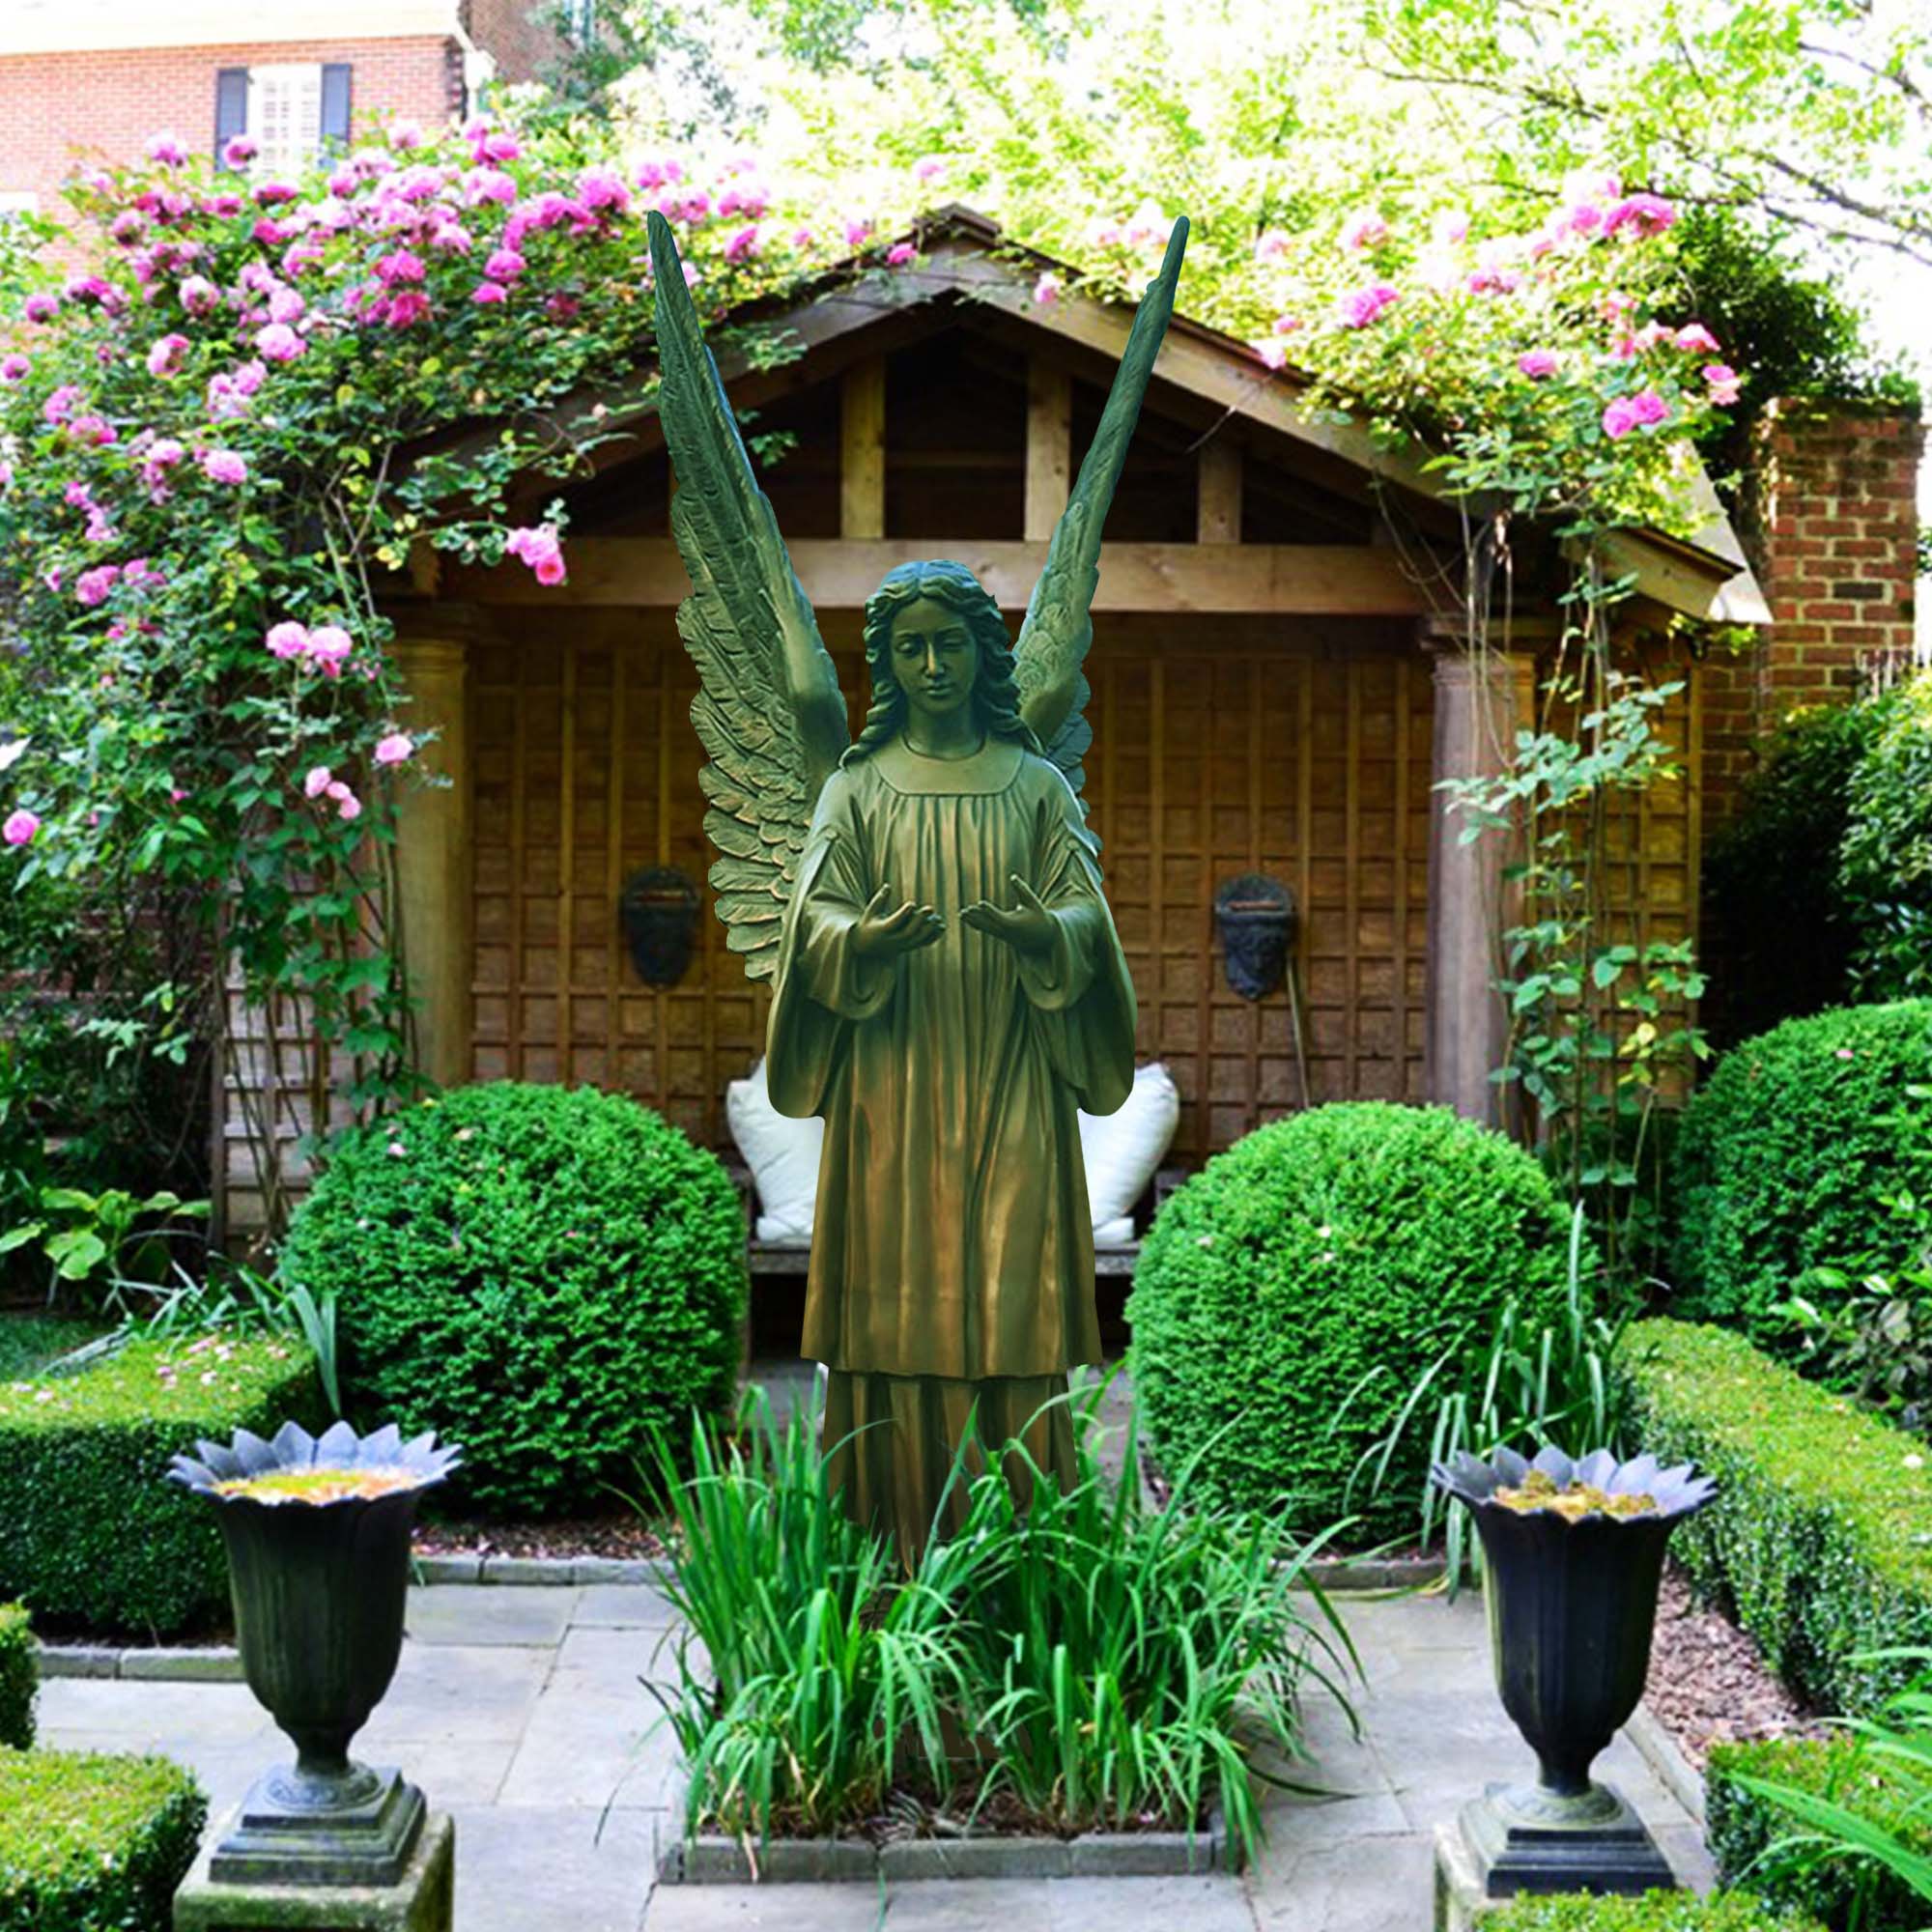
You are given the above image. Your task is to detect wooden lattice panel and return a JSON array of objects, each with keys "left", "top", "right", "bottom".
[{"left": 469, "top": 611, "right": 1432, "bottom": 1167}]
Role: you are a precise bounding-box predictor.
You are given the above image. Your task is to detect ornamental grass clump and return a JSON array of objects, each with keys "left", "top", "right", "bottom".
[{"left": 646, "top": 1385, "right": 1356, "bottom": 1865}]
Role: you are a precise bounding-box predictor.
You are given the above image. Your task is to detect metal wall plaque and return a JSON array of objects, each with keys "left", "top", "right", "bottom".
[
  {"left": 619, "top": 866, "right": 701, "bottom": 987},
  {"left": 1212, "top": 873, "right": 1297, "bottom": 1002}
]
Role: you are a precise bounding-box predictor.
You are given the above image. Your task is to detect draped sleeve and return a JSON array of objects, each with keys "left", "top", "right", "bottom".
[
  {"left": 1014, "top": 763, "right": 1137, "bottom": 1118},
  {"left": 765, "top": 767, "right": 891, "bottom": 1120}
]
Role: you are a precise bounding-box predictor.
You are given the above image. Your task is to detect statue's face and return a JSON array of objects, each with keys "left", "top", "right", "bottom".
[{"left": 889, "top": 597, "right": 980, "bottom": 727}]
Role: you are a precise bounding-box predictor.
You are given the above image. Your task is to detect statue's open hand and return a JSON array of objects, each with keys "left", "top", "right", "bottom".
[
  {"left": 853, "top": 883, "right": 945, "bottom": 960},
  {"left": 960, "top": 875, "right": 1057, "bottom": 958}
]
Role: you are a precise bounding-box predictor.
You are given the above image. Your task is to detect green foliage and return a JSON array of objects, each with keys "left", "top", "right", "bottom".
[
  {"left": 0, "top": 1602, "right": 34, "bottom": 1750},
  {"left": 1840, "top": 674, "right": 1932, "bottom": 1004},
  {"left": 1669, "top": 1003, "right": 1932, "bottom": 1350},
  {"left": 1126, "top": 1102, "right": 1576, "bottom": 1539},
  {"left": 648, "top": 1384, "right": 1355, "bottom": 1862},
  {"left": 0, "top": 1185, "right": 208, "bottom": 1314},
  {"left": 1618, "top": 1320, "right": 1932, "bottom": 1715},
  {"left": 0, "top": 1749, "right": 205, "bottom": 1932},
  {"left": 1444, "top": 658, "right": 1708, "bottom": 1269},
  {"left": 1779, "top": 1191, "right": 1932, "bottom": 1438},
  {"left": 1355, "top": 0, "right": 1932, "bottom": 277},
  {"left": 1484, "top": 1889, "right": 1825, "bottom": 1932},
  {"left": 1710, "top": 1730, "right": 1932, "bottom": 1932},
  {"left": 1705, "top": 699, "right": 1896, "bottom": 1043},
  {"left": 1350, "top": 1204, "right": 1631, "bottom": 1587},
  {"left": 0, "top": 1335, "right": 321, "bottom": 1636},
  {"left": 131, "top": 1261, "right": 344, "bottom": 1418},
  {"left": 0, "top": 1317, "right": 102, "bottom": 1382},
  {"left": 286, "top": 1083, "right": 746, "bottom": 1517}
]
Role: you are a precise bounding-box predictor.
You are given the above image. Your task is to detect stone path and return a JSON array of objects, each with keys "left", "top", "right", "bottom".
[{"left": 36, "top": 1579, "right": 1710, "bottom": 1932}]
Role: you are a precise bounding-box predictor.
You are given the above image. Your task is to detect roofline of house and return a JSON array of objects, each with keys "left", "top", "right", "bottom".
[{"left": 1, "top": 3, "right": 462, "bottom": 58}]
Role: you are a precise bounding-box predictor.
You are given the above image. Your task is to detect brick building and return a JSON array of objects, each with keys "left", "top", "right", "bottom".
[{"left": 0, "top": 0, "right": 575, "bottom": 218}]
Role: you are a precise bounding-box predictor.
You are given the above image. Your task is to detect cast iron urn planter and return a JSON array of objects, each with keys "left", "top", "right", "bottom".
[
  {"left": 168, "top": 1419, "right": 461, "bottom": 1887},
  {"left": 1430, "top": 1445, "right": 1716, "bottom": 1899}
]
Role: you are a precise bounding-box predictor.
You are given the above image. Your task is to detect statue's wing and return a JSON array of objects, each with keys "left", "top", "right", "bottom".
[
  {"left": 647, "top": 211, "right": 850, "bottom": 982},
  {"left": 1015, "top": 217, "right": 1189, "bottom": 807}
]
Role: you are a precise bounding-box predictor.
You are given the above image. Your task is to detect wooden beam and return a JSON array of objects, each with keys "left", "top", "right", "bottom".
[
  {"left": 1024, "top": 360, "right": 1071, "bottom": 541},
  {"left": 1197, "top": 437, "right": 1242, "bottom": 544},
  {"left": 839, "top": 357, "right": 886, "bottom": 539},
  {"left": 443, "top": 537, "right": 1440, "bottom": 615}
]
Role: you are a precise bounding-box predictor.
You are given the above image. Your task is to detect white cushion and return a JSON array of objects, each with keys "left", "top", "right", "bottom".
[
  {"left": 1077, "top": 1062, "right": 1180, "bottom": 1231},
  {"left": 725, "top": 1061, "right": 824, "bottom": 1244},
  {"left": 725, "top": 1058, "right": 1179, "bottom": 1245}
]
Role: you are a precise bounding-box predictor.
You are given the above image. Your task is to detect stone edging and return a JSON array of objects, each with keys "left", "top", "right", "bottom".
[
  {"left": 37, "top": 1643, "right": 242, "bottom": 1683},
  {"left": 1623, "top": 1702, "right": 1707, "bottom": 1825},
  {"left": 410, "top": 1553, "right": 667, "bottom": 1586}
]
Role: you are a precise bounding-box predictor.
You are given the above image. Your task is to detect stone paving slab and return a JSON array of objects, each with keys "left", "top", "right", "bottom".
[{"left": 33, "top": 1579, "right": 1712, "bottom": 1932}]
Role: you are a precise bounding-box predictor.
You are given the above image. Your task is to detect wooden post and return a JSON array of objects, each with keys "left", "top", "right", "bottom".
[
  {"left": 1423, "top": 634, "right": 1539, "bottom": 1127},
  {"left": 840, "top": 357, "right": 886, "bottom": 539},
  {"left": 390, "top": 612, "right": 476, "bottom": 1093},
  {"left": 1025, "top": 360, "right": 1071, "bottom": 541},
  {"left": 1196, "top": 437, "right": 1242, "bottom": 543}
]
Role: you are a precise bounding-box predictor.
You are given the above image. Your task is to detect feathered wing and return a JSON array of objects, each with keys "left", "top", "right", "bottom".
[
  {"left": 1015, "top": 217, "right": 1189, "bottom": 807},
  {"left": 647, "top": 211, "right": 850, "bottom": 982}
]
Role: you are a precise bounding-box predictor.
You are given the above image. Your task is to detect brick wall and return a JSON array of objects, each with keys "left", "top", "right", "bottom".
[
  {"left": 464, "top": 0, "right": 572, "bottom": 86},
  {"left": 0, "top": 39, "right": 465, "bottom": 213},
  {"left": 1700, "top": 399, "right": 1924, "bottom": 833}
]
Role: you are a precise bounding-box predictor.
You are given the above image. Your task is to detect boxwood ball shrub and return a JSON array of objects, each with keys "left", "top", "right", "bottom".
[
  {"left": 0, "top": 1750, "right": 205, "bottom": 1932},
  {"left": 285, "top": 1083, "right": 748, "bottom": 1517},
  {"left": 1126, "top": 1102, "right": 1576, "bottom": 1538},
  {"left": 0, "top": 1337, "right": 321, "bottom": 1636},
  {"left": 0, "top": 1602, "right": 32, "bottom": 1748},
  {"left": 1670, "top": 1001, "right": 1932, "bottom": 1350}
]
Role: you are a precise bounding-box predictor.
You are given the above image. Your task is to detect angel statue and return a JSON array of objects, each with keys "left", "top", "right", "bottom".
[{"left": 647, "top": 208, "right": 1188, "bottom": 1562}]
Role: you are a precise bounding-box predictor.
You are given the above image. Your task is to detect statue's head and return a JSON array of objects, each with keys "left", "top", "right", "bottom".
[{"left": 846, "top": 560, "right": 1040, "bottom": 763}]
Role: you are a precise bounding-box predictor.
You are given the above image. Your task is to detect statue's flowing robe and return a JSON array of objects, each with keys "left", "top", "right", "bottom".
[{"left": 766, "top": 732, "right": 1136, "bottom": 1557}]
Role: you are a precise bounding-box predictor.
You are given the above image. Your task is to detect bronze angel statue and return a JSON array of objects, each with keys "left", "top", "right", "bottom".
[{"left": 647, "top": 209, "right": 1187, "bottom": 1560}]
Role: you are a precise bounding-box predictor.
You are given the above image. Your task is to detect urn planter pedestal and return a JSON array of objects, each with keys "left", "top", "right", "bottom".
[
  {"left": 167, "top": 1420, "right": 462, "bottom": 1926},
  {"left": 1427, "top": 1446, "right": 1716, "bottom": 1927}
]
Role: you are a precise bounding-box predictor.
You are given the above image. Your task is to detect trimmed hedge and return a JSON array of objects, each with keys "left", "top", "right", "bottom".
[
  {"left": 1669, "top": 1001, "right": 1932, "bottom": 1351},
  {"left": 1709, "top": 1736, "right": 1928, "bottom": 1932},
  {"left": 0, "top": 1603, "right": 32, "bottom": 1749},
  {"left": 286, "top": 1083, "right": 747, "bottom": 1517},
  {"left": 0, "top": 1749, "right": 206, "bottom": 1932},
  {"left": 1619, "top": 1320, "right": 1932, "bottom": 1715},
  {"left": 1126, "top": 1102, "right": 1576, "bottom": 1537},
  {"left": 1484, "top": 1892, "right": 1823, "bottom": 1931},
  {"left": 0, "top": 1335, "right": 321, "bottom": 1636}
]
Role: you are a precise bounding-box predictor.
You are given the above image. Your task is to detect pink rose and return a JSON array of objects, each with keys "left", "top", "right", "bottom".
[
  {"left": 266, "top": 622, "right": 310, "bottom": 661},
  {"left": 179, "top": 274, "right": 219, "bottom": 317},
  {"left": 75, "top": 565, "right": 121, "bottom": 608},
  {"left": 374, "top": 732, "right": 413, "bottom": 766},
  {"left": 303, "top": 765, "right": 334, "bottom": 799},
  {"left": 254, "top": 323, "right": 303, "bottom": 362},
  {"left": 23, "top": 293, "right": 58, "bottom": 324},
  {"left": 3, "top": 810, "right": 40, "bottom": 847},
  {"left": 1337, "top": 282, "right": 1401, "bottom": 328},
  {"left": 1341, "top": 210, "right": 1389, "bottom": 250},
  {"left": 886, "top": 242, "right": 917, "bottom": 267},
  {"left": 200, "top": 448, "right": 247, "bottom": 485},
  {"left": 0, "top": 355, "right": 27, "bottom": 384},
  {"left": 307, "top": 625, "right": 355, "bottom": 674},
  {"left": 1033, "top": 272, "right": 1061, "bottom": 305},
  {"left": 724, "top": 224, "right": 761, "bottom": 264},
  {"left": 145, "top": 332, "right": 189, "bottom": 377},
  {"left": 471, "top": 281, "right": 508, "bottom": 305},
  {"left": 1518, "top": 350, "right": 1559, "bottom": 380},
  {"left": 1674, "top": 323, "right": 1720, "bottom": 355},
  {"left": 147, "top": 131, "right": 186, "bottom": 166},
  {"left": 1604, "top": 193, "right": 1676, "bottom": 240},
  {"left": 505, "top": 525, "right": 567, "bottom": 585},
  {"left": 1703, "top": 363, "right": 1744, "bottom": 405},
  {"left": 484, "top": 248, "right": 526, "bottom": 282},
  {"left": 221, "top": 134, "right": 259, "bottom": 168}
]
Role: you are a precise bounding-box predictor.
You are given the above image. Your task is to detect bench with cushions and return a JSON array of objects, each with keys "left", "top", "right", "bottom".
[{"left": 724, "top": 1060, "right": 1184, "bottom": 1279}]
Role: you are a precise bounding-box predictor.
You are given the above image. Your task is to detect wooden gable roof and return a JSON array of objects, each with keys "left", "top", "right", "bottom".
[{"left": 430, "top": 203, "right": 1766, "bottom": 625}]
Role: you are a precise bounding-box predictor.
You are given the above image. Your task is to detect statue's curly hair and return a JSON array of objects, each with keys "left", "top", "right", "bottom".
[{"left": 843, "top": 559, "right": 1041, "bottom": 765}]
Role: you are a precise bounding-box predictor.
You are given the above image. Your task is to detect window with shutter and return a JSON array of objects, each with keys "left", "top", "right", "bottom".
[{"left": 213, "top": 67, "right": 249, "bottom": 167}]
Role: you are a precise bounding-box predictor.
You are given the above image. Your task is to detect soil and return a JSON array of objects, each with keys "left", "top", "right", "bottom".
[
  {"left": 730, "top": 1776, "right": 1195, "bottom": 1843},
  {"left": 411, "top": 1511, "right": 668, "bottom": 1563},
  {"left": 1641, "top": 1563, "right": 1830, "bottom": 1769}
]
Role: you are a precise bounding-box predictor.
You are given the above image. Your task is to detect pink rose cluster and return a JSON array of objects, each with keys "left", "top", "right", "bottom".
[
  {"left": 504, "top": 526, "right": 567, "bottom": 586},
  {"left": 1337, "top": 282, "right": 1401, "bottom": 329},
  {"left": 302, "top": 764, "right": 362, "bottom": 820},
  {"left": 1601, "top": 389, "right": 1671, "bottom": 440},
  {"left": 3, "top": 810, "right": 40, "bottom": 848},
  {"left": 266, "top": 620, "right": 355, "bottom": 677}
]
